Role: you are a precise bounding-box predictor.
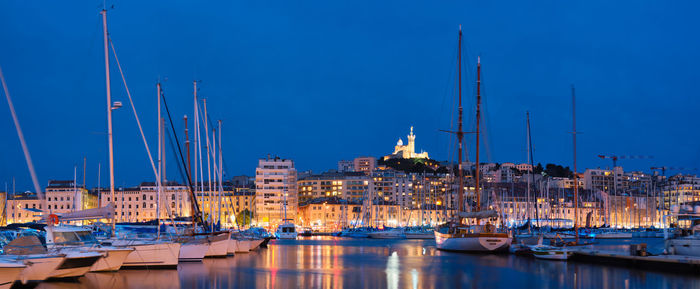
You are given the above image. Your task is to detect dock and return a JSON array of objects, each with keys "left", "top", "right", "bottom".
[{"left": 571, "top": 249, "right": 700, "bottom": 274}]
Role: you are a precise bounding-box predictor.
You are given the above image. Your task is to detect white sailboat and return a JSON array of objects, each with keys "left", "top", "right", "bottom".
[
  {"left": 434, "top": 27, "right": 511, "bottom": 253},
  {"left": 98, "top": 9, "right": 180, "bottom": 269}
]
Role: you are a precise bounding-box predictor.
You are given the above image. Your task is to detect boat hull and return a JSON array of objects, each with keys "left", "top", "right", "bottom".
[
  {"left": 435, "top": 232, "right": 511, "bottom": 252},
  {"left": 180, "top": 241, "right": 209, "bottom": 262},
  {"left": 667, "top": 238, "right": 700, "bottom": 257},
  {"left": 14, "top": 255, "right": 65, "bottom": 283},
  {"left": 116, "top": 242, "right": 181, "bottom": 269},
  {"left": 205, "top": 234, "right": 230, "bottom": 257},
  {"left": 49, "top": 252, "right": 102, "bottom": 279},
  {"left": 533, "top": 249, "right": 573, "bottom": 260},
  {"left": 90, "top": 247, "right": 134, "bottom": 272},
  {"left": 0, "top": 262, "right": 24, "bottom": 289}
]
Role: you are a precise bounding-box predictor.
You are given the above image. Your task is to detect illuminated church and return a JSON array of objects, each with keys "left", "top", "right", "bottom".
[{"left": 383, "top": 126, "right": 430, "bottom": 160}]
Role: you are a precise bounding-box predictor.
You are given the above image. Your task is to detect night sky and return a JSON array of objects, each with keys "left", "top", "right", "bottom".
[{"left": 1, "top": 1, "right": 699, "bottom": 191}]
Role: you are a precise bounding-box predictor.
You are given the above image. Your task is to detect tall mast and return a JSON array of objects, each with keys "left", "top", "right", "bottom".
[
  {"left": 475, "top": 56, "right": 481, "bottom": 212},
  {"left": 184, "top": 115, "right": 190, "bottom": 219},
  {"left": 457, "top": 25, "right": 465, "bottom": 218},
  {"left": 203, "top": 98, "right": 213, "bottom": 232},
  {"left": 101, "top": 9, "right": 116, "bottom": 237},
  {"left": 218, "top": 120, "right": 223, "bottom": 228},
  {"left": 157, "top": 82, "right": 162, "bottom": 236},
  {"left": 527, "top": 111, "right": 539, "bottom": 228},
  {"left": 572, "top": 85, "right": 579, "bottom": 243},
  {"left": 185, "top": 115, "right": 191, "bottom": 183}
]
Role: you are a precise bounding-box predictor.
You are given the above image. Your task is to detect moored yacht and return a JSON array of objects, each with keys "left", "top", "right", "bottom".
[
  {"left": 178, "top": 237, "right": 210, "bottom": 262},
  {"left": 204, "top": 232, "right": 230, "bottom": 257},
  {"left": 46, "top": 225, "right": 133, "bottom": 272},
  {"left": 276, "top": 223, "right": 297, "bottom": 239},
  {"left": 0, "top": 259, "right": 25, "bottom": 289}
]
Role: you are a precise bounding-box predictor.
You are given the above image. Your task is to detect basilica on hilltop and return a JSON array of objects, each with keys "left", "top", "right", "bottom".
[{"left": 383, "top": 126, "right": 430, "bottom": 161}]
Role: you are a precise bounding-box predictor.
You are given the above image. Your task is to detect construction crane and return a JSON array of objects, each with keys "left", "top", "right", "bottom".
[
  {"left": 650, "top": 166, "right": 696, "bottom": 176},
  {"left": 597, "top": 154, "right": 653, "bottom": 168}
]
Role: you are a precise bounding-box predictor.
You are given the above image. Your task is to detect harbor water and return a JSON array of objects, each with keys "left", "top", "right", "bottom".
[{"left": 35, "top": 237, "right": 700, "bottom": 289}]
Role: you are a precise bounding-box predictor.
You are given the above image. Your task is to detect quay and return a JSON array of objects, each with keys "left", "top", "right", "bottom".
[{"left": 570, "top": 248, "right": 700, "bottom": 274}]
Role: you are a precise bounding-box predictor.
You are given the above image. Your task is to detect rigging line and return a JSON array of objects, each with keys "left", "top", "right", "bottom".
[
  {"left": 161, "top": 89, "right": 206, "bottom": 227},
  {"left": 194, "top": 99, "right": 231, "bottom": 179},
  {"left": 108, "top": 38, "right": 159, "bottom": 183},
  {"left": 0, "top": 66, "right": 45, "bottom": 204}
]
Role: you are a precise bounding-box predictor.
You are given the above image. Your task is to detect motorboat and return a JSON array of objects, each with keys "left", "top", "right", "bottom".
[
  {"left": 531, "top": 245, "right": 573, "bottom": 260},
  {"left": 0, "top": 258, "right": 25, "bottom": 289},
  {"left": 276, "top": 223, "right": 297, "bottom": 239},
  {"left": 2, "top": 236, "right": 66, "bottom": 284},
  {"left": 46, "top": 225, "right": 133, "bottom": 272},
  {"left": 48, "top": 250, "right": 102, "bottom": 279}
]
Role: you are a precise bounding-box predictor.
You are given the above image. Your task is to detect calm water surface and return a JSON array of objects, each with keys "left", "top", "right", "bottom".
[{"left": 36, "top": 237, "right": 700, "bottom": 289}]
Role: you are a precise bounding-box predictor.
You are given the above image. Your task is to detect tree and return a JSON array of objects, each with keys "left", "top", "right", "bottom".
[{"left": 235, "top": 209, "right": 253, "bottom": 228}]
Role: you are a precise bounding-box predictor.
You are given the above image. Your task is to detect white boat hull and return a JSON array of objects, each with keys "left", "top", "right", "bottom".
[
  {"left": 0, "top": 261, "right": 24, "bottom": 289},
  {"left": 180, "top": 241, "right": 209, "bottom": 262},
  {"left": 435, "top": 232, "right": 511, "bottom": 252},
  {"left": 205, "top": 234, "right": 230, "bottom": 257},
  {"left": 667, "top": 238, "right": 700, "bottom": 257},
  {"left": 90, "top": 247, "right": 134, "bottom": 272},
  {"left": 13, "top": 255, "right": 64, "bottom": 283},
  {"left": 49, "top": 252, "right": 102, "bottom": 279},
  {"left": 235, "top": 240, "right": 252, "bottom": 253},
  {"left": 248, "top": 238, "right": 264, "bottom": 251},
  {"left": 114, "top": 241, "right": 181, "bottom": 269}
]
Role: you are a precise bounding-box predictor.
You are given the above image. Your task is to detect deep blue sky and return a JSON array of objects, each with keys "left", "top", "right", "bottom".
[{"left": 1, "top": 1, "right": 699, "bottom": 191}]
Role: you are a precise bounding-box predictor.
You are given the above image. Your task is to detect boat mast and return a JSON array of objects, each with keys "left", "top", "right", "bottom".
[
  {"left": 101, "top": 9, "right": 116, "bottom": 237},
  {"left": 218, "top": 120, "right": 223, "bottom": 228},
  {"left": 527, "top": 111, "right": 539, "bottom": 228},
  {"left": 456, "top": 25, "right": 465, "bottom": 220},
  {"left": 157, "top": 82, "right": 162, "bottom": 237},
  {"left": 572, "top": 85, "right": 579, "bottom": 243},
  {"left": 475, "top": 56, "right": 481, "bottom": 213}
]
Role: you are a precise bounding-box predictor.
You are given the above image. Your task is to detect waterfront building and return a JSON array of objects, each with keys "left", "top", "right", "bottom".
[
  {"left": 298, "top": 197, "right": 362, "bottom": 232},
  {"left": 661, "top": 174, "right": 700, "bottom": 209},
  {"left": 382, "top": 126, "right": 429, "bottom": 160},
  {"left": 45, "top": 180, "right": 97, "bottom": 214},
  {"left": 353, "top": 156, "right": 377, "bottom": 174},
  {"left": 196, "top": 183, "right": 256, "bottom": 228},
  {"left": 584, "top": 167, "right": 624, "bottom": 193},
  {"left": 297, "top": 171, "right": 369, "bottom": 203},
  {"left": 254, "top": 156, "right": 298, "bottom": 228},
  {"left": 6, "top": 192, "right": 43, "bottom": 224},
  {"left": 337, "top": 160, "right": 355, "bottom": 172}
]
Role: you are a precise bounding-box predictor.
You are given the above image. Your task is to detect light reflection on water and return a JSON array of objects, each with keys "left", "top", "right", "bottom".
[{"left": 35, "top": 237, "right": 700, "bottom": 289}]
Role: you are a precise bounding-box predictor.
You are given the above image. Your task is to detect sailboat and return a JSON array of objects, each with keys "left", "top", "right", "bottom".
[
  {"left": 97, "top": 9, "right": 181, "bottom": 269},
  {"left": 434, "top": 26, "right": 512, "bottom": 252}
]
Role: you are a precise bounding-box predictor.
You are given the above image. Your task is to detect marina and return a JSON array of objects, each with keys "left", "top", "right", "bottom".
[
  {"left": 15, "top": 237, "right": 699, "bottom": 289},
  {"left": 1, "top": 1, "right": 699, "bottom": 288}
]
